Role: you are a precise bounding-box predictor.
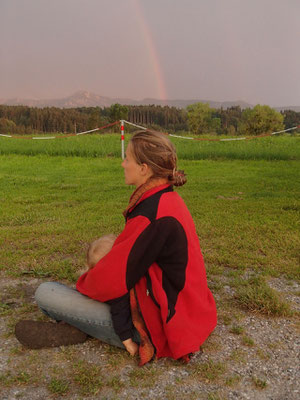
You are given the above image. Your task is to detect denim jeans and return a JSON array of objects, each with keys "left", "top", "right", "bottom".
[{"left": 35, "top": 282, "right": 139, "bottom": 349}]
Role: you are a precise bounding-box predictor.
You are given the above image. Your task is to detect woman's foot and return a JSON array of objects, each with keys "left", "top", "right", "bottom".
[
  {"left": 122, "top": 338, "right": 139, "bottom": 356},
  {"left": 15, "top": 320, "right": 88, "bottom": 349}
]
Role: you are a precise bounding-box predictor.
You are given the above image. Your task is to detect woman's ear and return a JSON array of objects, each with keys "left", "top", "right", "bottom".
[{"left": 140, "top": 163, "right": 152, "bottom": 178}]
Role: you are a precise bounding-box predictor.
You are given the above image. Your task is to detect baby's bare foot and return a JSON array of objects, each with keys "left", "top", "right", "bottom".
[{"left": 123, "top": 338, "right": 138, "bottom": 356}]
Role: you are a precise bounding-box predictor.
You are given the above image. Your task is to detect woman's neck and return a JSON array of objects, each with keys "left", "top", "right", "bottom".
[
  {"left": 123, "top": 178, "right": 170, "bottom": 217},
  {"left": 135, "top": 177, "right": 168, "bottom": 190}
]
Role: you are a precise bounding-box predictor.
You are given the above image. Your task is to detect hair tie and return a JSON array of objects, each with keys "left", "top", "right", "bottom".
[{"left": 173, "top": 169, "right": 186, "bottom": 187}]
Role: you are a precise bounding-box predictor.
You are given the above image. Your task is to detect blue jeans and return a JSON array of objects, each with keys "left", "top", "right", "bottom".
[{"left": 35, "top": 282, "right": 139, "bottom": 349}]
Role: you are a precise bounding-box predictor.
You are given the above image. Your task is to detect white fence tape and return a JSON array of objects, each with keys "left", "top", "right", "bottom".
[
  {"left": 270, "top": 126, "right": 299, "bottom": 135},
  {"left": 32, "top": 136, "right": 56, "bottom": 140},
  {"left": 169, "top": 134, "right": 194, "bottom": 140},
  {"left": 75, "top": 128, "right": 100, "bottom": 136},
  {"left": 122, "top": 120, "right": 147, "bottom": 130}
]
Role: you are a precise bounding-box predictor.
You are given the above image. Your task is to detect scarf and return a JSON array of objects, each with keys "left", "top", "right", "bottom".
[{"left": 123, "top": 178, "right": 168, "bottom": 219}]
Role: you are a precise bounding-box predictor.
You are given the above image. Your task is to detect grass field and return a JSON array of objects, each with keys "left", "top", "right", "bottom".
[
  {"left": 0, "top": 133, "right": 299, "bottom": 398},
  {"left": 1, "top": 133, "right": 299, "bottom": 296},
  {"left": 0, "top": 132, "right": 299, "bottom": 160}
]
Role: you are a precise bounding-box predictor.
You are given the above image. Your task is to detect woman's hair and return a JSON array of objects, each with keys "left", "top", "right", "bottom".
[
  {"left": 129, "top": 130, "right": 187, "bottom": 187},
  {"left": 86, "top": 234, "right": 117, "bottom": 269}
]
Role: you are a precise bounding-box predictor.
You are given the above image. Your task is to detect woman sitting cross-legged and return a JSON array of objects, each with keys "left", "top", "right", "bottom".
[{"left": 15, "top": 130, "right": 217, "bottom": 366}]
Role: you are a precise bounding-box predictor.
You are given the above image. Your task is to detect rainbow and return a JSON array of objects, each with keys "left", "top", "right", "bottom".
[{"left": 131, "top": 0, "right": 168, "bottom": 101}]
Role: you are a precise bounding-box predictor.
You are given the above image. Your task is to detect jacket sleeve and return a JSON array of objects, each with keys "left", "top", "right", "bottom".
[
  {"left": 125, "top": 216, "right": 182, "bottom": 289},
  {"left": 106, "top": 293, "right": 134, "bottom": 341}
]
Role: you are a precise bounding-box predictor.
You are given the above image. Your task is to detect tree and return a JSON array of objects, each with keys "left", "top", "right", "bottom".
[
  {"left": 186, "top": 102, "right": 217, "bottom": 134},
  {"left": 127, "top": 105, "right": 187, "bottom": 131},
  {"left": 0, "top": 118, "right": 17, "bottom": 134},
  {"left": 239, "top": 105, "right": 284, "bottom": 136},
  {"left": 108, "top": 104, "right": 128, "bottom": 122},
  {"left": 88, "top": 110, "right": 101, "bottom": 130},
  {"left": 215, "top": 106, "right": 242, "bottom": 135},
  {"left": 281, "top": 110, "right": 300, "bottom": 130}
]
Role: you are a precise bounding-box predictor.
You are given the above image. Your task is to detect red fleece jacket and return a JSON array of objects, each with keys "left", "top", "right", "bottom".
[{"left": 77, "top": 184, "right": 217, "bottom": 359}]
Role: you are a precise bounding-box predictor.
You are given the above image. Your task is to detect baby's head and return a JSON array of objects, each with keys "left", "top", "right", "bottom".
[{"left": 87, "top": 234, "right": 117, "bottom": 269}]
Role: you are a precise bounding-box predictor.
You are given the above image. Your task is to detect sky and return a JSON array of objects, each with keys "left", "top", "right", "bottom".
[{"left": 0, "top": 0, "right": 299, "bottom": 107}]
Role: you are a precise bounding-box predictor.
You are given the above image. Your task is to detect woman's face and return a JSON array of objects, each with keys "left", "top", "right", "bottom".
[{"left": 121, "top": 143, "right": 151, "bottom": 187}]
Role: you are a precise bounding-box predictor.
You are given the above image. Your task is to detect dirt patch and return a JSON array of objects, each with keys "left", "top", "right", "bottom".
[{"left": 0, "top": 276, "right": 299, "bottom": 399}]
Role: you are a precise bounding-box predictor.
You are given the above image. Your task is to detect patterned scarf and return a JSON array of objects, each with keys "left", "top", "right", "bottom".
[
  {"left": 123, "top": 178, "right": 168, "bottom": 219},
  {"left": 130, "top": 289, "right": 155, "bottom": 366}
]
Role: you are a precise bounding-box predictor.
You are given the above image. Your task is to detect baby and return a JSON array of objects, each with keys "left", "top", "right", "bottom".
[
  {"left": 86, "top": 234, "right": 138, "bottom": 356},
  {"left": 86, "top": 234, "right": 117, "bottom": 270}
]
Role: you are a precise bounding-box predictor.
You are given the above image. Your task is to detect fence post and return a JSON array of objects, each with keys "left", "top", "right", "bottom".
[{"left": 121, "top": 120, "right": 125, "bottom": 159}]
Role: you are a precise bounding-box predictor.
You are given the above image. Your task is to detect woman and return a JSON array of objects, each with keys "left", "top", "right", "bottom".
[{"left": 16, "top": 130, "right": 217, "bottom": 364}]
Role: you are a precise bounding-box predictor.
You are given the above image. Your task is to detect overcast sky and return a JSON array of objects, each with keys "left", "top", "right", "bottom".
[{"left": 1, "top": 0, "right": 299, "bottom": 106}]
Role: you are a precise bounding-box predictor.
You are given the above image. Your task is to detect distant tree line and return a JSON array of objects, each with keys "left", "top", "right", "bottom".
[
  {"left": 0, "top": 103, "right": 299, "bottom": 136},
  {"left": 0, "top": 106, "right": 110, "bottom": 135},
  {"left": 128, "top": 105, "right": 187, "bottom": 131}
]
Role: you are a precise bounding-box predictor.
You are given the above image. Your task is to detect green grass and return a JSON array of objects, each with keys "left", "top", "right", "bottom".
[
  {"left": 252, "top": 376, "right": 267, "bottom": 389},
  {"left": 0, "top": 135, "right": 299, "bottom": 313},
  {"left": 234, "top": 277, "right": 292, "bottom": 316},
  {"left": 229, "top": 325, "right": 244, "bottom": 335},
  {"left": 241, "top": 336, "right": 255, "bottom": 347},
  {"left": 0, "top": 302, "right": 12, "bottom": 316},
  {"left": 207, "top": 393, "right": 224, "bottom": 400},
  {"left": 189, "top": 359, "right": 226, "bottom": 382},
  {"left": 0, "top": 136, "right": 299, "bottom": 397},
  {"left": 225, "top": 374, "right": 241, "bottom": 387},
  {"left": 0, "top": 371, "right": 32, "bottom": 386},
  {"left": 0, "top": 132, "right": 299, "bottom": 160},
  {"left": 128, "top": 365, "right": 159, "bottom": 387},
  {"left": 72, "top": 360, "right": 104, "bottom": 395},
  {"left": 229, "top": 349, "right": 247, "bottom": 363},
  {"left": 48, "top": 378, "right": 70, "bottom": 395}
]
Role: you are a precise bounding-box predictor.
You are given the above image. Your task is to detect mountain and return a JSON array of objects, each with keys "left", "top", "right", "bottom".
[
  {"left": 0, "top": 90, "right": 254, "bottom": 109},
  {"left": 1, "top": 90, "right": 299, "bottom": 111},
  {"left": 0, "top": 91, "right": 112, "bottom": 108}
]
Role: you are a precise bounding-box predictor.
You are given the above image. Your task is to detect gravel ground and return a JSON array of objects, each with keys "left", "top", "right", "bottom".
[{"left": 0, "top": 276, "right": 299, "bottom": 400}]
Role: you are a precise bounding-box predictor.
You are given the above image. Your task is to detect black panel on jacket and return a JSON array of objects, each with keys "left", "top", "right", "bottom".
[
  {"left": 126, "top": 216, "right": 188, "bottom": 323},
  {"left": 127, "top": 186, "right": 173, "bottom": 223},
  {"left": 106, "top": 293, "right": 134, "bottom": 341}
]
